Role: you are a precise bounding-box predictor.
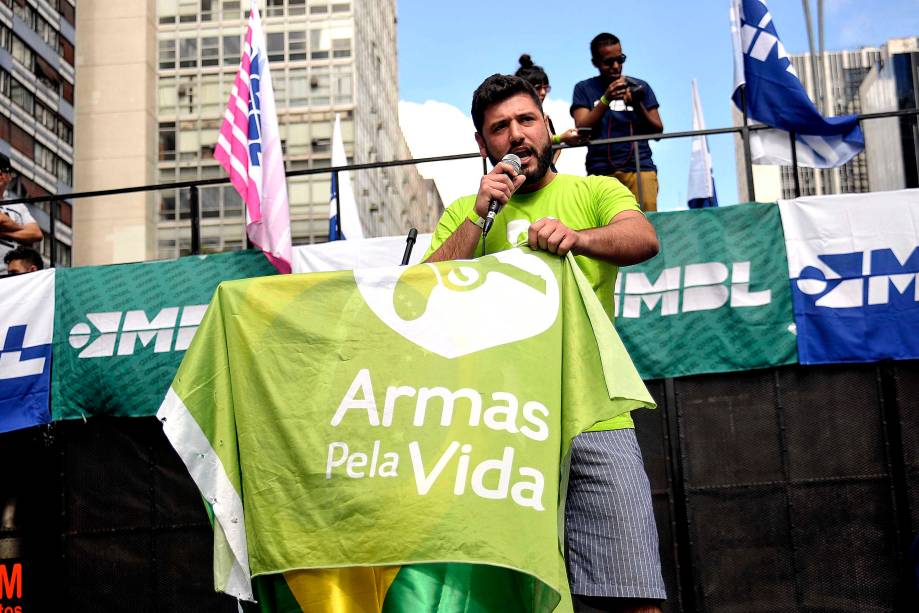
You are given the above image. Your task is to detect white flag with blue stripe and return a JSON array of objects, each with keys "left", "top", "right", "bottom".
[
  {"left": 730, "top": 0, "right": 864, "bottom": 168},
  {"left": 0, "top": 268, "right": 54, "bottom": 433},
  {"left": 688, "top": 79, "right": 718, "bottom": 208},
  {"left": 328, "top": 114, "right": 364, "bottom": 241}
]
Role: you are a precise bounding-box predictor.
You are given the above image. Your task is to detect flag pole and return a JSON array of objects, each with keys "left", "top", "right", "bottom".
[
  {"left": 739, "top": 85, "right": 757, "bottom": 202},
  {"left": 789, "top": 131, "right": 801, "bottom": 197},
  {"left": 334, "top": 170, "right": 342, "bottom": 240}
]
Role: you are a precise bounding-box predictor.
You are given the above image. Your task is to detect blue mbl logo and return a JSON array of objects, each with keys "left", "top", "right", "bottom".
[
  {"left": 791, "top": 245, "right": 919, "bottom": 363},
  {"left": 793, "top": 247, "right": 919, "bottom": 308},
  {"left": 0, "top": 324, "right": 49, "bottom": 381}
]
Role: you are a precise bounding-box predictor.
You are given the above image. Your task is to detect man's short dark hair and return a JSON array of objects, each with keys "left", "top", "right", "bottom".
[
  {"left": 590, "top": 32, "right": 621, "bottom": 58},
  {"left": 4, "top": 245, "right": 43, "bottom": 270},
  {"left": 0, "top": 152, "right": 13, "bottom": 173},
  {"left": 471, "top": 74, "right": 543, "bottom": 134}
]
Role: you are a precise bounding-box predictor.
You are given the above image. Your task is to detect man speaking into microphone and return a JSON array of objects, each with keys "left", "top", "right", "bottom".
[{"left": 424, "top": 74, "right": 665, "bottom": 613}]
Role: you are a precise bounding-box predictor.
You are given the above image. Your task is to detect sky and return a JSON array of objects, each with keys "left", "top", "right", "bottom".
[{"left": 395, "top": 0, "right": 919, "bottom": 211}]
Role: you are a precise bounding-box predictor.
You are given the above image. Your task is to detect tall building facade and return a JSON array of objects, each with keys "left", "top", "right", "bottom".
[
  {"left": 0, "top": 0, "right": 76, "bottom": 266},
  {"left": 154, "top": 0, "right": 441, "bottom": 260},
  {"left": 859, "top": 37, "right": 919, "bottom": 191},
  {"left": 735, "top": 46, "right": 881, "bottom": 201}
]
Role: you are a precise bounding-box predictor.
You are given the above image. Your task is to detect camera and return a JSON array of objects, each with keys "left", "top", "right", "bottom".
[{"left": 620, "top": 76, "right": 643, "bottom": 98}]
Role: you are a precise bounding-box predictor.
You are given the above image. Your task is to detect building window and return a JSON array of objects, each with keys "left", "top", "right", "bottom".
[
  {"left": 200, "top": 0, "right": 216, "bottom": 22},
  {"left": 13, "top": 0, "right": 37, "bottom": 29},
  {"left": 159, "top": 39, "right": 177, "bottom": 69},
  {"left": 202, "top": 187, "right": 221, "bottom": 218},
  {"left": 265, "top": 0, "right": 284, "bottom": 17},
  {"left": 10, "top": 123, "right": 34, "bottom": 159},
  {"left": 159, "top": 123, "right": 177, "bottom": 161},
  {"left": 57, "top": 119, "right": 73, "bottom": 146},
  {"left": 201, "top": 36, "right": 219, "bottom": 67},
  {"left": 267, "top": 32, "right": 284, "bottom": 62},
  {"left": 223, "top": 35, "right": 241, "bottom": 66},
  {"left": 223, "top": 186, "right": 242, "bottom": 217},
  {"left": 158, "top": 238, "right": 177, "bottom": 258},
  {"left": 289, "top": 30, "right": 306, "bottom": 61},
  {"left": 331, "top": 2, "right": 349, "bottom": 13},
  {"left": 11, "top": 35, "right": 34, "bottom": 71},
  {"left": 160, "top": 192, "right": 177, "bottom": 221},
  {"left": 60, "top": 37, "right": 74, "bottom": 65},
  {"left": 179, "top": 38, "right": 198, "bottom": 68},
  {"left": 9, "top": 77, "right": 35, "bottom": 114},
  {"left": 178, "top": 0, "right": 198, "bottom": 23},
  {"left": 34, "top": 56, "right": 61, "bottom": 95},
  {"left": 309, "top": 3, "right": 328, "bottom": 15},
  {"left": 288, "top": 68, "right": 307, "bottom": 106},
  {"left": 222, "top": 0, "right": 241, "bottom": 20},
  {"left": 310, "top": 29, "right": 328, "bottom": 60},
  {"left": 332, "top": 38, "right": 351, "bottom": 59},
  {"left": 59, "top": 1, "right": 75, "bottom": 26},
  {"left": 289, "top": 0, "right": 306, "bottom": 15}
]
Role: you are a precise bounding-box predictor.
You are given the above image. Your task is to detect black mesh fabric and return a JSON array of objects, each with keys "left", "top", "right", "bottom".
[
  {"left": 633, "top": 379, "right": 682, "bottom": 612},
  {"left": 57, "top": 417, "right": 236, "bottom": 613},
  {"left": 1, "top": 362, "right": 916, "bottom": 612}
]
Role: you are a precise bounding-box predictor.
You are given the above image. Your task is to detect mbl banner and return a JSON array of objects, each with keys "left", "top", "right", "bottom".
[
  {"left": 51, "top": 251, "right": 277, "bottom": 420},
  {"left": 615, "top": 203, "right": 797, "bottom": 379}
]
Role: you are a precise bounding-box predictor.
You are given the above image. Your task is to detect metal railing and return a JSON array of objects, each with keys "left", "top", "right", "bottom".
[{"left": 2, "top": 107, "right": 917, "bottom": 265}]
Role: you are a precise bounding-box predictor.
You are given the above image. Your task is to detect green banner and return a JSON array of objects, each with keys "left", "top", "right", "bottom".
[
  {"left": 615, "top": 203, "right": 797, "bottom": 379},
  {"left": 158, "top": 249, "right": 654, "bottom": 612},
  {"left": 51, "top": 251, "right": 276, "bottom": 420}
]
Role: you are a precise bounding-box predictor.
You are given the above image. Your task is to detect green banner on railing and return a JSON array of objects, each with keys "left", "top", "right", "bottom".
[
  {"left": 615, "top": 203, "right": 797, "bottom": 379},
  {"left": 51, "top": 251, "right": 277, "bottom": 420}
]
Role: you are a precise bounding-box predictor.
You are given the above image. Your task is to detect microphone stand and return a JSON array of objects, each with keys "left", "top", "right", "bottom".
[{"left": 400, "top": 228, "right": 418, "bottom": 265}]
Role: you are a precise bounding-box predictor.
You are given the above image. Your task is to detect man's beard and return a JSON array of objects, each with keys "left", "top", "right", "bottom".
[{"left": 487, "top": 140, "right": 553, "bottom": 184}]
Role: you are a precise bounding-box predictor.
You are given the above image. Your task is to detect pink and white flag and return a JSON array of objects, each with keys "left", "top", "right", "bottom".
[{"left": 215, "top": 3, "right": 291, "bottom": 273}]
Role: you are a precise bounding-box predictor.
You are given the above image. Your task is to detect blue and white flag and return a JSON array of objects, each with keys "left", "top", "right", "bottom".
[
  {"left": 688, "top": 79, "right": 718, "bottom": 209},
  {"left": 730, "top": 0, "right": 864, "bottom": 168},
  {"left": 780, "top": 189, "right": 919, "bottom": 364},
  {"left": 328, "top": 114, "right": 364, "bottom": 241},
  {"left": 0, "top": 269, "right": 54, "bottom": 433}
]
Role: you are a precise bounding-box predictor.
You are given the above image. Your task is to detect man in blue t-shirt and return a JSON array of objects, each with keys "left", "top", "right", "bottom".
[{"left": 572, "top": 33, "right": 664, "bottom": 211}]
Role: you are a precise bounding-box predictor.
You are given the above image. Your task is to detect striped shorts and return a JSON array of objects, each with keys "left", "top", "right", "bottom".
[{"left": 564, "top": 428, "right": 667, "bottom": 600}]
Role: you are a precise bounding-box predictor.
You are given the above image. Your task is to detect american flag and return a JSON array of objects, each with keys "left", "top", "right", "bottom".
[{"left": 215, "top": 3, "right": 291, "bottom": 273}]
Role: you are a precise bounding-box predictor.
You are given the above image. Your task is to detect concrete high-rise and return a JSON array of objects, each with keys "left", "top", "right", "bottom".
[
  {"left": 73, "top": 0, "right": 442, "bottom": 265},
  {"left": 0, "top": 0, "right": 76, "bottom": 266},
  {"left": 153, "top": 0, "right": 440, "bottom": 259},
  {"left": 859, "top": 37, "right": 919, "bottom": 191}
]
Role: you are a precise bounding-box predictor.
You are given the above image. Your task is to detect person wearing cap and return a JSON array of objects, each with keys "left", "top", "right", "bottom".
[{"left": 0, "top": 153, "right": 43, "bottom": 264}]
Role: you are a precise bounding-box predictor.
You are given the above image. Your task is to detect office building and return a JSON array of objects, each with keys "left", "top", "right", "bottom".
[
  {"left": 0, "top": 0, "right": 76, "bottom": 266},
  {"left": 859, "top": 36, "right": 919, "bottom": 191},
  {"left": 153, "top": 0, "right": 440, "bottom": 259}
]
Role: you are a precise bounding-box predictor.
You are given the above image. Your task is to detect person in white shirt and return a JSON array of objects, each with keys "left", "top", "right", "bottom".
[{"left": 0, "top": 153, "right": 43, "bottom": 263}]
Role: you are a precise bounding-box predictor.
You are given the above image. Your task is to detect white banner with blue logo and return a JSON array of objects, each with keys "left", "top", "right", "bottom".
[
  {"left": 0, "top": 268, "right": 54, "bottom": 433},
  {"left": 780, "top": 189, "right": 919, "bottom": 364}
]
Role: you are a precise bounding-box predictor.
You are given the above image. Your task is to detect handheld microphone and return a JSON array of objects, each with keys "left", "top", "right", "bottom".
[{"left": 482, "top": 153, "right": 521, "bottom": 237}]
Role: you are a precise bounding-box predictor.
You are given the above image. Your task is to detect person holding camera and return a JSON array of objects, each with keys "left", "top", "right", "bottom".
[{"left": 571, "top": 33, "right": 663, "bottom": 211}]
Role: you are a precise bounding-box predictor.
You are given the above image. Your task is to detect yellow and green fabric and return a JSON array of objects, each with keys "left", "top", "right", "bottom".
[{"left": 158, "top": 248, "right": 654, "bottom": 612}]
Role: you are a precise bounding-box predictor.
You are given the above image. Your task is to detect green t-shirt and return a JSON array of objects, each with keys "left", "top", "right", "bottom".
[{"left": 425, "top": 173, "right": 643, "bottom": 431}]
